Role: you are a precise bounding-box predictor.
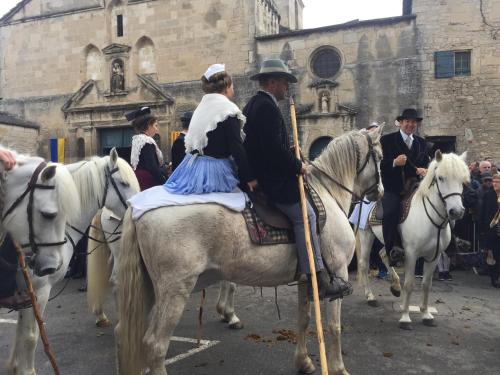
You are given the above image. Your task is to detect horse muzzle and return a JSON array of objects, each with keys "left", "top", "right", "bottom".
[
  {"left": 448, "top": 206, "right": 465, "bottom": 221},
  {"left": 32, "top": 254, "right": 62, "bottom": 277}
]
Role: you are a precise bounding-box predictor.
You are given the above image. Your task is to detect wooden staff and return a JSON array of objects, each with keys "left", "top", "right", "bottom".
[
  {"left": 289, "top": 96, "right": 329, "bottom": 375},
  {"left": 13, "top": 240, "right": 61, "bottom": 375}
]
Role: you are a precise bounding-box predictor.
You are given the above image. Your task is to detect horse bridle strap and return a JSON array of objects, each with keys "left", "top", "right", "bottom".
[
  {"left": 2, "top": 161, "right": 68, "bottom": 254},
  {"left": 100, "top": 166, "right": 128, "bottom": 210}
]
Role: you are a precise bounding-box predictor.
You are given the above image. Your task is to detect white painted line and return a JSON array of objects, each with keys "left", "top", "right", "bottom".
[
  {"left": 165, "top": 336, "right": 220, "bottom": 366},
  {"left": 0, "top": 318, "right": 17, "bottom": 324}
]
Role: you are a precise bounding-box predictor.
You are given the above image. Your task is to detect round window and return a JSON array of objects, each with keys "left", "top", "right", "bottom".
[{"left": 310, "top": 48, "right": 342, "bottom": 79}]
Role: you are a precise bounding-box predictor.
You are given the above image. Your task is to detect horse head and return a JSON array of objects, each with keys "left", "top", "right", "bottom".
[
  {"left": 101, "top": 148, "right": 140, "bottom": 218},
  {"left": 354, "top": 125, "right": 384, "bottom": 202},
  {"left": 420, "top": 150, "right": 469, "bottom": 221},
  {"left": 1, "top": 156, "right": 80, "bottom": 277}
]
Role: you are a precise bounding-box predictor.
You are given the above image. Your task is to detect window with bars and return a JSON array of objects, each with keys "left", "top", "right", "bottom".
[{"left": 435, "top": 50, "right": 471, "bottom": 78}]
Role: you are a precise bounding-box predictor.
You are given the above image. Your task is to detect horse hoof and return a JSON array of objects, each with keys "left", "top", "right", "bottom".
[
  {"left": 367, "top": 299, "right": 379, "bottom": 307},
  {"left": 399, "top": 321, "right": 413, "bottom": 330},
  {"left": 390, "top": 286, "right": 401, "bottom": 298},
  {"left": 96, "top": 319, "right": 112, "bottom": 328},
  {"left": 423, "top": 319, "right": 436, "bottom": 327},
  {"left": 298, "top": 360, "right": 316, "bottom": 374},
  {"left": 229, "top": 321, "right": 244, "bottom": 330}
]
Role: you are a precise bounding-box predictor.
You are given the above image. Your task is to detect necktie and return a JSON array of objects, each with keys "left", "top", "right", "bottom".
[{"left": 405, "top": 136, "right": 412, "bottom": 149}]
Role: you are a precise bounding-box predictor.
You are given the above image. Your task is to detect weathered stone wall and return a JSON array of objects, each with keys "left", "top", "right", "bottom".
[
  {"left": 413, "top": 0, "right": 500, "bottom": 162},
  {"left": 255, "top": 17, "right": 420, "bottom": 153},
  {"left": 0, "top": 124, "right": 39, "bottom": 155}
]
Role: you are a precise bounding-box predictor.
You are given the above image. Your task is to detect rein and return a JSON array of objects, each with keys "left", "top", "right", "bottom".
[
  {"left": 422, "top": 175, "right": 462, "bottom": 263},
  {"left": 101, "top": 166, "right": 128, "bottom": 210},
  {"left": 2, "top": 162, "right": 67, "bottom": 254}
]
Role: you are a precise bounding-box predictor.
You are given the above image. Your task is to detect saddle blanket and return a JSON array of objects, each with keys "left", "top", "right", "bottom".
[
  {"left": 128, "top": 186, "right": 246, "bottom": 221},
  {"left": 349, "top": 201, "right": 376, "bottom": 230}
]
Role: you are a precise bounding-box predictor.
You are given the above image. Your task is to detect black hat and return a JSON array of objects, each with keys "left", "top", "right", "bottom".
[
  {"left": 396, "top": 108, "right": 423, "bottom": 122},
  {"left": 481, "top": 172, "right": 493, "bottom": 181},
  {"left": 125, "top": 106, "right": 151, "bottom": 122},
  {"left": 180, "top": 111, "right": 193, "bottom": 122},
  {"left": 250, "top": 59, "right": 298, "bottom": 83}
]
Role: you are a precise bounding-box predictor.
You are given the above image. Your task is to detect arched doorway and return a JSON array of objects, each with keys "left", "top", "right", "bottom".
[{"left": 309, "top": 136, "right": 333, "bottom": 160}]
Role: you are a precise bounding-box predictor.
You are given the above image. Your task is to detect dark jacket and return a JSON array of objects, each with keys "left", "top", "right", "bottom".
[
  {"left": 135, "top": 143, "right": 167, "bottom": 186},
  {"left": 380, "top": 131, "right": 429, "bottom": 194},
  {"left": 479, "top": 190, "right": 500, "bottom": 250},
  {"left": 243, "top": 91, "right": 301, "bottom": 204},
  {"left": 198, "top": 116, "right": 254, "bottom": 183},
  {"left": 171, "top": 133, "right": 186, "bottom": 172}
]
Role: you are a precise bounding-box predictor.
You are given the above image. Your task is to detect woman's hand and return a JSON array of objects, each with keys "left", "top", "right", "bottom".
[{"left": 247, "top": 179, "right": 258, "bottom": 192}]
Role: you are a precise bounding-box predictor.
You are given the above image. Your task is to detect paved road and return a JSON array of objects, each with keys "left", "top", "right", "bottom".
[{"left": 1, "top": 270, "right": 499, "bottom": 374}]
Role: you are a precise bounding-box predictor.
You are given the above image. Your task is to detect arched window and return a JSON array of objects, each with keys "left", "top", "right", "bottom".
[
  {"left": 84, "top": 45, "right": 103, "bottom": 81},
  {"left": 309, "top": 136, "right": 333, "bottom": 160},
  {"left": 136, "top": 36, "right": 156, "bottom": 74}
]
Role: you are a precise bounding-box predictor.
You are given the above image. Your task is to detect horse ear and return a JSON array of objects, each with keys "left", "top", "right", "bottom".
[
  {"left": 110, "top": 147, "right": 118, "bottom": 166},
  {"left": 459, "top": 151, "right": 468, "bottom": 162},
  {"left": 435, "top": 149, "right": 443, "bottom": 162},
  {"left": 41, "top": 165, "right": 57, "bottom": 182}
]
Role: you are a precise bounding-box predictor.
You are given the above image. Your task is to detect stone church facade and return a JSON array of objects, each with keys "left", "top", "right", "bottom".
[{"left": 0, "top": 0, "right": 498, "bottom": 162}]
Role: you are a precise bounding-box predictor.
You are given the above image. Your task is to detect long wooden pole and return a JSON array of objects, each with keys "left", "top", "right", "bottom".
[
  {"left": 13, "top": 241, "right": 61, "bottom": 375},
  {"left": 289, "top": 96, "right": 329, "bottom": 375}
]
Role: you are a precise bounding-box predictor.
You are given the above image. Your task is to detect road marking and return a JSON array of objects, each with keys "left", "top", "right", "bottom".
[
  {"left": 0, "top": 318, "right": 17, "bottom": 324},
  {"left": 165, "top": 336, "right": 220, "bottom": 365}
]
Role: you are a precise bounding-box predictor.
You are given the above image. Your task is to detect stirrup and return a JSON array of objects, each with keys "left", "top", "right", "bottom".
[{"left": 389, "top": 246, "right": 405, "bottom": 262}]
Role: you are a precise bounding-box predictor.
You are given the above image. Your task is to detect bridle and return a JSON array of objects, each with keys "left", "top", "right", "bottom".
[
  {"left": 309, "top": 133, "right": 381, "bottom": 211},
  {"left": 422, "top": 171, "right": 463, "bottom": 262},
  {"left": 67, "top": 164, "right": 127, "bottom": 249},
  {"left": 2, "top": 161, "right": 67, "bottom": 254}
]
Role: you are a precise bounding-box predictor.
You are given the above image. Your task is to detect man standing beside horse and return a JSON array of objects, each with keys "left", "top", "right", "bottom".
[
  {"left": 380, "top": 108, "right": 429, "bottom": 266},
  {"left": 243, "top": 58, "right": 350, "bottom": 300}
]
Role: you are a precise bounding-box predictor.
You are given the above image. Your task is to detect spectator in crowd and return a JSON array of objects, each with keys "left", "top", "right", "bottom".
[
  {"left": 437, "top": 252, "right": 452, "bottom": 281},
  {"left": 171, "top": 111, "right": 192, "bottom": 172},
  {"left": 479, "top": 173, "right": 500, "bottom": 288},
  {"left": 469, "top": 161, "right": 481, "bottom": 189}
]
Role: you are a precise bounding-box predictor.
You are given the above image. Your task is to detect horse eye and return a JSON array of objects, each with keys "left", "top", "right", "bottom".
[
  {"left": 438, "top": 176, "right": 444, "bottom": 182},
  {"left": 120, "top": 181, "right": 129, "bottom": 187},
  {"left": 41, "top": 211, "right": 57, "bottom": 220}
]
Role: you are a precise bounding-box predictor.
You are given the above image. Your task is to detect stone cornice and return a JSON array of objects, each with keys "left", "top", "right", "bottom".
[{"left": 102, "top": 43, "right": 132, "bottom": 55}]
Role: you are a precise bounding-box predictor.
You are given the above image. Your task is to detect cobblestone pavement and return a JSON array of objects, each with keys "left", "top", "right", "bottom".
[{"left": 1, "top": 269, "right": 499, "bottom": 374}]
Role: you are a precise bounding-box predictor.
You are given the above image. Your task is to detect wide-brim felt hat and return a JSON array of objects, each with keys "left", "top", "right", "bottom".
[
  {"left": 396, "top": 108, "right": 423, "bottom": 122},
  {"left": 250, "top": 59, "right": 298, "bottom": 83}
]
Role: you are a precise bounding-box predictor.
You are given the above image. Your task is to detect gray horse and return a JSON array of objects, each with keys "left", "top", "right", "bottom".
[{"left": 117, "top": 128, "right": 384, "bottom": 375}]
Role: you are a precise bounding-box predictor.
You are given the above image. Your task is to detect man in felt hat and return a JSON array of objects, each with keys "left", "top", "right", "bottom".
[
  {"left": 243, "top": 58, "right": 351, "bottom": 301},
  {"left": 380, "top": 108, "right": 429, "bottom": 266},
  {"left": 171, "top": 111, "right": 193, "bottom": 172}
]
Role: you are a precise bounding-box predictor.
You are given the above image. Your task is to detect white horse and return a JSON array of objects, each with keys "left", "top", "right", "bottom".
[
  {"left": 116, "top": 128, "right": 384, "bottom": 375},
  {"left": 6, "top": 149, "right": 139, "bottom": 375},
  {"left": 357, "top": 151, "right": 469, "bottom": 329}
]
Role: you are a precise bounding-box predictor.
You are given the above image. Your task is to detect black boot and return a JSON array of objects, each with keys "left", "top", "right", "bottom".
[{"left": 308, "top": 271, "right": 352, "bottom": 301}]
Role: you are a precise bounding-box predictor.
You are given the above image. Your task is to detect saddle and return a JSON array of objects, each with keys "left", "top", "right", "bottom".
[
  {"left": 369, "top": 189, "right": 417, "bottom": 226},
  {"left": 242, "top": 182, "right": 326, "bottom": 245}
]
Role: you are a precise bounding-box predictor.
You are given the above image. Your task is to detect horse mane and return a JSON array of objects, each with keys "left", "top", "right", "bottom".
[
  {"left": 416, "top": 153, "right": 470, "bottom": 197},
  {"left": 309, "top": 131, "right": 363, "bottom": 209},
  {"left": 67, "top": 156, "right": 139, "bottom": 212}
]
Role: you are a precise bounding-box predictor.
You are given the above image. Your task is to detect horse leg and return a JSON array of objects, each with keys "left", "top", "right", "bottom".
[
  {"left": 216, "top": 281, "right": 229, "bottom": 321},
  {"left": 223, "top": 282, "right": 242, "bottom": 329},
  {"left": 294, "top": 282, "right": 315, "bottom": 374},
  {"left": 420, "top": 260, "right": 437, "bottom": 326},
  {"left": 8, "top": 284, "right": 51, "bottom": 375},
  {"left": 144, "top": 279, "right": 196, "bottom": 375},
  {"left": 399, "top": 254, "right": 416, "bottom": 330},
  {"left": 357, "top": 229, "right": 378, "bottom": 306},
  {"left": 379, "top": 249, "right": 401, "bottom": 298},
  {"left": 326, "top": 298, "right": 349, "bottom": 375}
]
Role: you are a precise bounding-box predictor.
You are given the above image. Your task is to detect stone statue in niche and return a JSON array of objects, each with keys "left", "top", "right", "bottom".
[
  {"left": 320, "top": 92, "right": 330, "bottom": 113},
  {"left": 111, "top": 60, "right": 125, "bottom": 92}
]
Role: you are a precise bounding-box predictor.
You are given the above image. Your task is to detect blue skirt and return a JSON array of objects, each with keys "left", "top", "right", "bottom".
[{"left": 164, "top": 154, "right": 239, "bottom": 194}]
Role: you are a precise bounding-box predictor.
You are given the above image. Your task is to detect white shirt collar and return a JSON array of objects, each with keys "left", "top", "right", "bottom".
[
  {"left": 259, "top": 90, "right": 279, "bottom": 107},
  {"left": 400, "top": 130, "right": 413, "bottom": 142}
]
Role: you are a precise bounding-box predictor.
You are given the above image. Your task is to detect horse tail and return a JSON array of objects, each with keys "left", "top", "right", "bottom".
[
  {"left": 87, "top": 210, "right": 111, "bottom": 319},
  {"left": 117, "top": 208, "right": 153, "bottom": 375}
]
